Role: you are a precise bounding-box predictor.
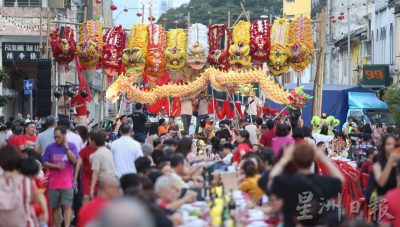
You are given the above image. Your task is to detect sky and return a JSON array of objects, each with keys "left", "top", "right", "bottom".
[{"left": 112, "top": 0, "right": 143, "bottom": 29}]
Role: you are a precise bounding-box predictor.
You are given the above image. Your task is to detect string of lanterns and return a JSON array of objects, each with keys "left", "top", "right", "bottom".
[{"left": 0, "top": 9, "right": 45, "bottom": 31}]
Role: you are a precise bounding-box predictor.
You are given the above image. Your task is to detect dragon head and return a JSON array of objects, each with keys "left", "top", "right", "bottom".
[
  {"left": 228, "top": 42, "right": 251, "bottom": 70},
  {"left": 165, "top": 47, "right": 186, "bottom": 71},
  {"left": 267, "top": 44, "right": 290, "bottom": 76},
  {"left": 144, "top": 49, "right": 167, "bottom": 77},
  {"left": 121, "top": 47, "right": 145, "bottom": 72},
  {"left": 208, "top": 50, "right": 230, "bottom": 71},
  {"left": 250, "top": 35, "right": 270, "bottom": 64},
  {"left": 288, "top": 42, "right": 312, "bottom": 72},
  {"left": 187, "top": 42, "right": 208, "bottom": 70}
]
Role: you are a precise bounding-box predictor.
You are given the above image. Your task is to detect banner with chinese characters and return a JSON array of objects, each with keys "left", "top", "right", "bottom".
[
  {"left": 362, "top": 64, "right": 390, "bottom": 88},
  {"left": 2, "top": 42, "right": 42, "bottom": 62}
]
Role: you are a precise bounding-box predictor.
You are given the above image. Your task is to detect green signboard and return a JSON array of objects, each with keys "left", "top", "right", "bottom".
[{"left": 362, "top": 64, "right": 390, "bottom": 87}]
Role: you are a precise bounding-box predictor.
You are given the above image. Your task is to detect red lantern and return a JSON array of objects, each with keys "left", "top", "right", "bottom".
[
  {"left": 162, "top": 18, "right": 167, "bottom": 22},
  {"left": 123, "top": 8, "right": 128, "bottom": 12},
  {"left": 340, "top": 11, "right": 345, "bottom": 16},
  {"left": 136, "top": 12, "right": 142, "bottom": 17},
  {"left": 96, "top": 0, "right": 101, "bottom": 3},
  {"left": 110, "top": 4, "right": 117, "bottom": 11},
  {"left": 330, "top": 15, "right": 335, "bottom": 19},
  {"left": 173, "top": 20, "right": 179, "bottom": 27},
  {"left": 148, "top": 16, "right": 155, "bottom": 21},
  {"left": 331, "top": 19, "right": 336, "bottom": 23},
  {"left": 185, "top": 22, "right": 190, "bottom": 28},
  {"left": 338, "top": 15, "right": 345, "bottom": 20}
]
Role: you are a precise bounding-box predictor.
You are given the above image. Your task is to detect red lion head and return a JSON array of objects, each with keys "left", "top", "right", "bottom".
[{"left": 208, "top": 50, "right": 230, "bottom": 70}]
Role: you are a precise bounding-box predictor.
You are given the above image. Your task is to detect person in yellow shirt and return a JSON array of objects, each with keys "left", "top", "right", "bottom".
[{"left": 239, "top": 159, "right": 263, "bottom": 203}]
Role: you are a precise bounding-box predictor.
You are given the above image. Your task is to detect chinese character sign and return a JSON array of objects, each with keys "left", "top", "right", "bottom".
[{"left": 2, "top": 43, "right": 42, "bottom": 62}]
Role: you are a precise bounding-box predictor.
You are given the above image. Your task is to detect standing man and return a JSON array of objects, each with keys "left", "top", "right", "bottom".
[
  {"left": 194, "top": 90, "right": 209, "bottom": 136},
  {"left": 71, "top": 91, "right": 88, "bottom": 126},
  {"left": 240, "top": 119, "right": 258, "bottom": 145},
  {"left": 110, "top": 123, "right": 143, "bottom": 178},
  {"left": 42, "top": 126, "right": 78, "bottom": 227},
  {"left": 58, "top": 119, "right": 84, "bottom": 152},
  {"left": 16, "top": 121, "right": 37, "bottom": 150},
  {"left": 180, "top": 98, "right": 193, "bottom": 136},
  {"left": 90, "top": 130, "right": 117, "bottom": 199},
  {"left": 342, "top": 117, "right": 357, "bottom": 136},
  {"left": 130, "top": 103, "right": 147, "bottom": 143},
  {"left": 4, "top": 121, "right": 13, "bottom": 142},
  {"left": 35, "top": 116, "right": 56, "bottom": 154},
  {"left": 246, "top": 92, "right": 261, "bottom": 123},
  {"left": 58, "top": 94, "right": 71, "bottom": 121}
]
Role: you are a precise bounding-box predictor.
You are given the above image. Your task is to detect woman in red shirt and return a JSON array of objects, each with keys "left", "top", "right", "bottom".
[
  {"left": 232, "top": 130, "right": 253, "bottom": 166},
  {"left": 75, "top": 132, "right": 97, "bottom": 204}
]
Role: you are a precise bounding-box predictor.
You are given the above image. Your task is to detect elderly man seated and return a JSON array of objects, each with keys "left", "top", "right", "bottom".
[{"left": 154, "top": 175, "right": 197, "bottom": 211}]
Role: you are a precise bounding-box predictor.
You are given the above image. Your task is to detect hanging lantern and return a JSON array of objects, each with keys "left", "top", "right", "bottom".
[
  {"left": 96, "top": 0, "right": 101, "bottom": 3},
  {"left": 136, "top": 12, "right": 142, "bottom": 17},
  {"left": 162, "top": 18, "right": 167, "bottom": 23},
  {"left": 123, "top": 8, "right": 128, "bottom": 12},
  {"left": 338, "top": 15, "right": 345, "bottom": 20},
  {"left": 330, "top": 15, "right": 335, "bottom": 19},
  {"left": 172, "top": 20, "right": 179, "bottom": 27},
  {"left": 110, "top": 4, "right": 117, "bottom": 11},
  {"left": 340, "top": 11, "right": 345, "bottom": 16},
  {"left": 331, "top": 18, "right": 336, "bottom": 23},
  {"left": 185, "top": 22, "right": 190, "bottom": 28}
]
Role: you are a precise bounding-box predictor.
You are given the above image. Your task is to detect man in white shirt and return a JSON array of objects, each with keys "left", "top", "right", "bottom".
[
  {"left": 110, "top": 123, "right": 143, "bottom": 178},
  {"left": 240, "top": 119, "right": 258, "bottom": 145},
  {"left": 246, "top": 94, "right": 260, "bottom": 123},
  {"left": 180, "top": 98, "right": 193, "bottom": 136},
  {"left": 58, "top": 119, "right": 84, "bottom": 152}
]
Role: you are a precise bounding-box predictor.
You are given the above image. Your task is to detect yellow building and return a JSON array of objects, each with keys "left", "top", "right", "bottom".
[{"left": 283, "top": 0, "right": 311, "bottom": 18}]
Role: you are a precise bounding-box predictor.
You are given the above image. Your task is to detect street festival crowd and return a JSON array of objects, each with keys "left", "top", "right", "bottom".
[{"left": 0, "top": 99, "right": 400, "bottom": 227}]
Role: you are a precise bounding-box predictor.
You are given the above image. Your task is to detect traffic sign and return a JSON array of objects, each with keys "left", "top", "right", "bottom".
[{"left": 24, "top": 79, "right": 34, "bottom": 95}]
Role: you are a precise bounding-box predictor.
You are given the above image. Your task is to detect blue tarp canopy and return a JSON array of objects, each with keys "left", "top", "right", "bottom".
[
  {"left": 348, "top": 92, "right": 388, "bottom": 109},
  {"left": 266, "top": 83, "right": 373, "bottom": 128}
]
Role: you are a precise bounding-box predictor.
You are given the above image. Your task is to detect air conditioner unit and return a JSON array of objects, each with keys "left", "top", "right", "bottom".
[{"left": 49, "top": 0, "right": 65, "bottom": 9}]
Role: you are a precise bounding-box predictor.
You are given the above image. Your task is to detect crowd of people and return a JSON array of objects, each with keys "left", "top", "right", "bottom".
[{"left": 0, "top": 105, "right": 399, "bottom": 227}]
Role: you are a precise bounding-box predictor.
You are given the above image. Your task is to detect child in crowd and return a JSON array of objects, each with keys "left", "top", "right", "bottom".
[{"left": 239, "top": 159, "right": 263, "bottom": 203}]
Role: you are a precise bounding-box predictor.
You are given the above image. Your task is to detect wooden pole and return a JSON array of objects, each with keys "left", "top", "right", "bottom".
[
  {"left": 228, "top": 11, "right": 231, "bottom": 27},
  {"left": 84, "top": 6, "right": 87, "bottom": 21},
  {"left": 311, "top": 9, "right": 326, "bottom": 118}
]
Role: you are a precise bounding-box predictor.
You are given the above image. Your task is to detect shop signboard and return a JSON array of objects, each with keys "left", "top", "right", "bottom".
[{"left": 362, "top": 64, "right": 390, "bottom": 87}]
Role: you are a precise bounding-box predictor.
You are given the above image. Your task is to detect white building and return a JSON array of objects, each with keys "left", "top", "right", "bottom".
[{"left": 371, "top": 0, "right": 395, "bottom": 68}]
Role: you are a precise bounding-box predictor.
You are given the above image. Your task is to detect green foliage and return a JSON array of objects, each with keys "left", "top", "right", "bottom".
[
  {"left": 0, "top": 70, "right": 8, "bottom": 82},
  {"left": 0, "top": 96, "right": 8, "bottom": 107},
  {"left": 158, "top": 0, "right": 283, "bottom": 29},
  {"left": 383, "top": 86, "right": 400, "bottom": 125}
]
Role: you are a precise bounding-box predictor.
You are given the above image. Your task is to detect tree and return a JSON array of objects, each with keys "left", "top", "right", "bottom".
[
  {"left": 158, "top": 0, "right": 283, "bottom": 29},
  {"left": 383, "top": 86, "right": 400, "bottom": 125}
]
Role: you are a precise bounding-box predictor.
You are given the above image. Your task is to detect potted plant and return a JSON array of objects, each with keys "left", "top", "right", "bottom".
[{"left": 0, "top": 70, "right": 8, "bottom": 82}]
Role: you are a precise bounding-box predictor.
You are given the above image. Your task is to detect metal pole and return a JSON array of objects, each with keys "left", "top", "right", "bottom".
[
  {"left": 99, "top": 73, "right": 104, "bottom": 129},
  {"left": 347, "top": 0, "right": 351, "bottom": 85},
  {"left": 30, "top": 93, "right": 33, "bottom": 118}
]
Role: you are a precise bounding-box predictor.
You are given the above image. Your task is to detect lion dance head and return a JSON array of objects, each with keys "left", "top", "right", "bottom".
[
  {"left": 165, "top": 29, "right": 187, "bottom": 71},
  {"left": 102, "top": 25, "right": 126, "bottom": 77},
  {"left": 50, "top": 26, "right": 76, "bottom": 65},
  {"left": 187, "top": 23, "right": 209, "bottom": 70},
  {"left": 250, "top": 20, "right": 271, "bottom": 67},
  {"left": 229, "top": 21, "right": 251, "bottom": 70},
  {"left": 208, "top": 24, "right": 231, "bottom": 71}
]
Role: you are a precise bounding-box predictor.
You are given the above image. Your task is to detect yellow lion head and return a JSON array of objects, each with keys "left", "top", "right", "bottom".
[
  {"left": 288, "top": 42, "right": 311, "bottom": 72},
  {"left": 166, "top": 29, "right": 187, "bottom": 71},
  {"left": 268, "top": 44, "right": 290, "bottom": 76},
  {"left": 166, "top": 47, "right": 186, "bottom": 71},
  {"left": 77, "top": 39, "right": 102, "bottom": 69},
  {"left": 228, "top": 42, "right": 251, "bottom": 70},
  {"left": 121, "top": 47, "right": 145, "bottom": 72}
]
